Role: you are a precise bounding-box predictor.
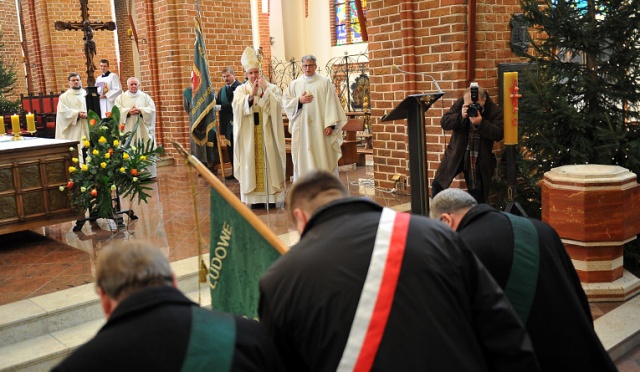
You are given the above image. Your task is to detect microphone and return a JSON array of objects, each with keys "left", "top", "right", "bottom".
[{"left": 392, "top": 64, "right": 443, "bottom": 94}]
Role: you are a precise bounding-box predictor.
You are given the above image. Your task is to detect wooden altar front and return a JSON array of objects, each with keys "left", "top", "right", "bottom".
[{"left": 0, "top": 137, "right": 82, "bottom": 235}]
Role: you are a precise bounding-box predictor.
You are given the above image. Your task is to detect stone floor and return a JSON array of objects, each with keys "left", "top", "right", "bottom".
[
  {"left": 0, "top": 159, "right": 639, "bottom": 369},
  {"left": 0, "top": 159, "right": 409, "bottom": 305}
]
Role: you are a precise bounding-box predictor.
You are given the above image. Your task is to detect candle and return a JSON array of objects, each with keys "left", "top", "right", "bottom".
[
  {"left": 11, "top": 114, "right": 20, "bottom": 136},
  {"left": 26, "top": 112, "right": 36, "bottom": 132},
  {"left": 503, "top": 72, "right": 520, "bottom": 145},
  {"left": 0, "top": 116, "right": 5, "bottom": 135}
]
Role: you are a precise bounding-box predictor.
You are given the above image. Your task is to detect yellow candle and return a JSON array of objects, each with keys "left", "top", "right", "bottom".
[
  {"left": 26, "top": 112, "right": 36, "bottom": 132},
  {"left": 503, "top": 72, "right": 519, "bottom": 145},
  {"left": 11, "top": 114, "right": 20, "bottom": 135},
  {"left": 0, "top": 116, "right": 5, "bottom": 135}
]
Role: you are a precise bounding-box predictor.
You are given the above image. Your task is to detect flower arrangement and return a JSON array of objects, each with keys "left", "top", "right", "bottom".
[{"left": 62, "top": 106, "right": 164, "bottom": 219}]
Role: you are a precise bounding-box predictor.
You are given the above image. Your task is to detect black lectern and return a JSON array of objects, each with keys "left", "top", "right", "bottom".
[{"left": 381, "top": 93, "right": 444, "bottom": 215}]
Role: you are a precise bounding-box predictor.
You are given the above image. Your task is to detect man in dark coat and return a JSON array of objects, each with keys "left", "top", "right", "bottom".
[
  {"left": 432, "top": 84, "right": 503, "bottom": 202},
  {"left": 430, "top": 188, "right": 617, "bottom": 372},
  {"left": 217, "top": 67, "right": 241, "bottom": 176},
  {"left": 259, "top": 170, "right": 539, "bottom": 372},
  {"left": 53, "top": 240, "right": 282, "bottom": 372}
]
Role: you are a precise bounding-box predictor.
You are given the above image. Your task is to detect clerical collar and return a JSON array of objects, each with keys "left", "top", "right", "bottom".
[
  {"left": 303, "top": 74, "right": 318, "bottom": 81},
  {"left": 102, "top": 71, "right": 111, "bottom": 78}
]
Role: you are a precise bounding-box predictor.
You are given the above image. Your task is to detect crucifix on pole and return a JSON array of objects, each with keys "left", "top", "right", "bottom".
[{"left": 54, "top": 0, "right": 116, "bottom": 87}]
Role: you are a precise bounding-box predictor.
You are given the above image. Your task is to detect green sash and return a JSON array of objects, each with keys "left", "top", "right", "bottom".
[
  {"left": 180, "top": 307, "right": 236, "bottom": 372},
  {"left": 502, "top": 212, "right": 540, "bottom": 325}
]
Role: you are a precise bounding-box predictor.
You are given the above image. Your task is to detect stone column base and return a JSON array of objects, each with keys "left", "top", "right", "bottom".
[{"left": 583, "top": 269, "right": 640, "bottom": 302}]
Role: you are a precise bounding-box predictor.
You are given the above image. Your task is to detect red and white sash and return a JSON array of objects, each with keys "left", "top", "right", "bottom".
[{"left": 337, "top": 208, "right": 410, "bottom": 371}]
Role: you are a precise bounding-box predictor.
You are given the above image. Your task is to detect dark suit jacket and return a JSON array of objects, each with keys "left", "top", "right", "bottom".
[{"left": 218, "top": 80, "right": 241, "bottom": 137}]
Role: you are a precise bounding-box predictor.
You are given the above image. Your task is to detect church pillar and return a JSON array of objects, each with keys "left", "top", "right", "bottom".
[{"left": 142, "top": 0, "right": 163, "bottom": 147}]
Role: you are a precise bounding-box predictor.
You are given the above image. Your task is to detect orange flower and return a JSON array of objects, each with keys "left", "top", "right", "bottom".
[
  {"left": 90, "top": 118, "right": 97, "bottom": 126},
  {"left": 131, "top": 169, "right": 138, "bottom": 176},
  {"left": 119, "top": 124, "right": 125, "bottom": 131},
  {"left": 90, "top": 189, "right": 98, "bottom": 197},
  {"left": 66, "top": 181, "right": 74, "bottom": 189},
  {"left": 105, "top": 111, "right": 112, "bottom": 118}
]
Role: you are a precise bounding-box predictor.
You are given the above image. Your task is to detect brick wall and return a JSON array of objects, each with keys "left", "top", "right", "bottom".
[
  {"left": 368, "top": 0, "right": 525, "bottom": 192},
  {"left": 0, "top": 3, "right": 27, "bottom": 100},
  {"left": 4, "top": 0, "right": 254, "bottom": 158}
]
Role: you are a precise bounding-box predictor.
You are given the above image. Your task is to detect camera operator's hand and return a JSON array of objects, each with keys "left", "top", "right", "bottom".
[
  {"left": 462, "top": 104, "right": 469, "bottom": 120},
  {"left": 469, "top": 113, "right": 483, "bottom": 130}
]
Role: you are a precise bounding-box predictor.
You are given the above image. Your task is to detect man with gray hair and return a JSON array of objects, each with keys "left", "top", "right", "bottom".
[
  {"left": 53, "top": 240, "right": 282, "bottom": 371},
  {"left": 282, "top": 55, "right": 347, "bottom": 181},
  {"left": 431, "top": 84, "right": 503, "bottom": 203},
  {"left": 431, "top": 188, "right": 616, "bottom": 372}
]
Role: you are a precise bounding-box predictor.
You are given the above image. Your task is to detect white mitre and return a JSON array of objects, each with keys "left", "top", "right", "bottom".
[{"left": 241, "top": 47, "right": 261, "bottom": 71}]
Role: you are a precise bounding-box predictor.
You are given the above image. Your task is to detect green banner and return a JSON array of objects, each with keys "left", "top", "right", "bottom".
[
  {"left": 209, "top": 187, "right": 282, "bottom": 319},
  {"left": 190, "top": 19, "right": 216, "bottom": 146}
]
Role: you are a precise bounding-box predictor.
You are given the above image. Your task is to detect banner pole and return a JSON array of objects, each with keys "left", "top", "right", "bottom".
[{"left": 173, "top": 141, "right": 288, "bottom": 255}]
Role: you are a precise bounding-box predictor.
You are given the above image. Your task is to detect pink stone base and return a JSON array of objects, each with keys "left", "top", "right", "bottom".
[{"left": 583, "top": 270, "right": 640, "bottom": 302}]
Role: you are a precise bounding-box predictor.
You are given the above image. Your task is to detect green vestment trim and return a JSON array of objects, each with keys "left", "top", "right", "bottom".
[
  {"left": 502, "top": 212, "right": 540, "bottom": 325},
  {"left": 180, "top": 307, "right": 236, "bottom": 372}
]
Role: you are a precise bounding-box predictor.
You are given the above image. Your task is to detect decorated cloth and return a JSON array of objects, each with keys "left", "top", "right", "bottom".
[
  {"left": 55, "top": 88, "right": 89, "bottom": 148},
  {"left": 282, "top": 74, "right": 347, "bottom": 181},
  {"left": 52, "top": 286, "right": 282, "bottom": 371},
  {"left": 184, "top": 86, "right": 215, "bottom": 167},
  {"left": 190, "top": 19, "right": 217, "bottom": 157},
  {"left": 456, "top": 204, "right": 617, "bottom": 372},
  {"left": 231, "top": 81, "right": 286, "bottom": 205},
  {"left": 115, "top": 89, "right": 157, "bottom": 177},
  {"left": 95, "top": 71, "right": 122, "bottom": 118},
  {"left": 259, "top": 197, "right": 538, "bottom": 371}
]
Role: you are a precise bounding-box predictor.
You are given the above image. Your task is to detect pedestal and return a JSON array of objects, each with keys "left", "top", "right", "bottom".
[{"left": 542, "top": 164, "right": 640, "bottom": 301}]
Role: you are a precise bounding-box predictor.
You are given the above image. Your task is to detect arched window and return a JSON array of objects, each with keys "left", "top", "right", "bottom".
[{"left": 334, "top": 0, "right": 367, "bottom": 46}]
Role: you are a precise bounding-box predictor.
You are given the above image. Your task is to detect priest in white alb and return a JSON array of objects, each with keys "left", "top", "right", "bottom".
[
  {"left": 56, "top": 72, "right": 89, "bottom": 149},
  {"left": 95, "top": 59, "right": 122, "bottom": 118},
  {"left": 282, "top": 54, "right": 347, "bottom": 181},
  {"left": 115, "top": 77, "right": 158, "bottom": 177},
  {"left": 231, "top": 47, "right": 286, "bottom": 209}
]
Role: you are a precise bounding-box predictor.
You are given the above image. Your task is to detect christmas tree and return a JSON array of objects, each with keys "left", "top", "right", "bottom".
[
  {"left": 0, "top": 31, "right": 20, "bottom": 115},
  {"left": 512, "top": 0, "right": 640, "bottom": 216},
  {"left": 512, "top": 0, "right": 640, "bottom": 262}
]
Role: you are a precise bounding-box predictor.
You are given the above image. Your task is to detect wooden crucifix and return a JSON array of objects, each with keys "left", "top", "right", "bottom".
[{"left": 55, "top": 0, "right": 116, "bottom": 86}]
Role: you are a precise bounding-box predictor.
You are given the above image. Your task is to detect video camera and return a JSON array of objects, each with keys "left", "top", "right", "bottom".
[{"left": 467, "top": 82, "right": 483, "bottom": 118}]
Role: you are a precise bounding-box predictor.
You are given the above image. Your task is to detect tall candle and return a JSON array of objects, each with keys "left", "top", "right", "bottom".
[
  {"left": 503, "top": 72, "right": 520, "bottom": 145},
  {"left": 0, "top": 116, "right": 5, "bottom": 135},
  {"left": 26, "top": 112, "right": 36, "bottom": 132},
  {"left": 11, "top": 114, "right": 20, "bottom": 136}
]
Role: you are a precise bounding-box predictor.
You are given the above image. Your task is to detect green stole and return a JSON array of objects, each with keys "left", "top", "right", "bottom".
[
  {"left": 501, "top": 212, "right": 540, "bottom": 325},
  {"left": 218, "top": 86, "right": 231, "bottom": 104},
  {"left": 180, "top": 307, "right": 236, "bottom": 372}
]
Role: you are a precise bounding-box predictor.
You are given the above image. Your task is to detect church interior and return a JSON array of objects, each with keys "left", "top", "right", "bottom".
[{"left": 1, "top": 0, "right": 640, "bottom": 370}]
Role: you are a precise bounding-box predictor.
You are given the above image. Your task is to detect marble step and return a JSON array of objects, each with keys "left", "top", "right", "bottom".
[{"left": 0, "top": 255, "right": 211, "bottom": 372}]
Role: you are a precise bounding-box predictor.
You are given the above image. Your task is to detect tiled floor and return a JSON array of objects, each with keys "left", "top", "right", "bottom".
[
  {"left": 0, "top": 159, "right": 639, "bottom": 369},
  {"left": 0, "top": 160, "right": 410, "bottom": 305}
]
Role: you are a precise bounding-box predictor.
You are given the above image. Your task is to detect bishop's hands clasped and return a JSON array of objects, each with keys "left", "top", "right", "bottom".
[{"left": 251, "top": 77, "right": 268, "bottom": 97}]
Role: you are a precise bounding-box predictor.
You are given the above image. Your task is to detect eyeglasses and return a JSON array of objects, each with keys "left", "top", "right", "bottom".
[{"left": 302, "top": 64, "right": 316, "bottom": 68}]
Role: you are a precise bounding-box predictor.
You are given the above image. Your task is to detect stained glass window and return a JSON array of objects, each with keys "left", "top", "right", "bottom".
[{"left": 334, "top": 0, "right": 366, "bottom": 46}]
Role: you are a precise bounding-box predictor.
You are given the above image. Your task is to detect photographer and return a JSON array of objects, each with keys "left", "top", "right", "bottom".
[{"left": 432, "top": 83, "right": 503, "bottom": 203}]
